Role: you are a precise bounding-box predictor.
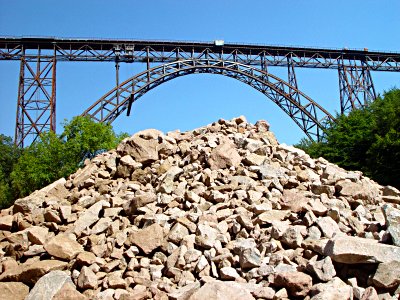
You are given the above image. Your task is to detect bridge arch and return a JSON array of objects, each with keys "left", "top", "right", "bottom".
[{"left": 82, "top": 59, "right": 334, "bottom": 141}]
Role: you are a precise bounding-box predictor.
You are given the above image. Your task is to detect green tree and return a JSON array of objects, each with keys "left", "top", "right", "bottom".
[
  {"left": 11, "top": 116, "right": 126, "bottom": 199},
  {"left": 0, "top": 135, "right": 21, "bottom": 208},
  {"left": 297, "top": 88, "right": 400, "bottom": 188}
]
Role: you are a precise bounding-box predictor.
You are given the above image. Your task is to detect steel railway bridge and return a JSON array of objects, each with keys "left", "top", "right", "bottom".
[{"left": 1, "top": 36, "right": 400, "bottom": 147}]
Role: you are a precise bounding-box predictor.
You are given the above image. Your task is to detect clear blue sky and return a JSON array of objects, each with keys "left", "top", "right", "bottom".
[{"left": 1, "top": 0, "right": 400, "bottom": 145}]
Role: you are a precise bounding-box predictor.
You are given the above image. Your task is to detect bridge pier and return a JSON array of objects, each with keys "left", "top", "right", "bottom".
[
  {"left": 338, "top": 59, "right": 376, "bottom": 114},
  {"left": 15, "top": 49, "right": 56, "bottom": 148}
]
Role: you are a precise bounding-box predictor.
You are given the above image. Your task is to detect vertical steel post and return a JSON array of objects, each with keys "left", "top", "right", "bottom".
[
  {"left": 287, "top": 56, "right": 300, "bottom": 104},
  {"left": 15, "top": 47, "right": 57, "bottom": 147}
]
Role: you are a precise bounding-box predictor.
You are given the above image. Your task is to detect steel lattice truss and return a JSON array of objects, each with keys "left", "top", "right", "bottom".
[
  {"left": 83, "top": 59, "right": 334, "bottom": 141},
  {"left": 1, "top": 37, "right": 400, "bottom": 146}
]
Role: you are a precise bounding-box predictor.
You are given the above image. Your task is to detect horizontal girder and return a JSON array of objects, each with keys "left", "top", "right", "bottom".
[
  {"left": 82, "top": 59, "right": 335, "bottom": 141},
  {"left": 1, "top": 36, "right": 400, "bottom": 71}
]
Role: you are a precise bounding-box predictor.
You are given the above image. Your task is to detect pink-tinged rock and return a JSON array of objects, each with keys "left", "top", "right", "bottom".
[
  {"left": 306, "top": 256, "right": 336, "bottom": 282},
  {"left": 53, "top": 282, "right": 87, "bottom": 300},
  {"left": 26, "top": 226, "right": 49, "bottom": 245},
  {"left": 280, "top": 189, "right": 309, "bottom": 213},
  {"left": 325, "top": 236, "right": 400, "bottom": 264},
  {"left": 77, "top": 266, "right": 98, "bottom": 290},
  {"left": 0, "top": 259, "right": 68, "bottom": 285},
  {"left": 169, "top": 281, "right": 201, "bottom": 300},
  {"left": 360, "top": 287, "right": 379, "bottom": 300},
  {"left": 44, "top": 234, "right": 83, "bottom": 260},
  {"left": 117, "top": 134, "right": 159, "bottom": 164},
  {"left": 208, "top": 137, "right": 241, "bottom": 170},
  {"left": 189, "top": 281, "right": 255, "bottom": 300},
  {"left": 0, "top": 282, "right": 29, "bottom": 300},
  {"left": 336, "top": 180, "right": 380, "bottom": 204},
  {"left": 273, "top": 271, "right": 313, "bottom": 297},
  {"left": 371, "top": 260, "right": 400, "bottom": 289},
  {"left": 310, "top": 277, "right": 353, "bottom": 300},
  {"left": 130, "top": 223, "right": 164, "bottom": 254},
  {"left": 0, "top": 215, "right": 13, "bottom": 231}
]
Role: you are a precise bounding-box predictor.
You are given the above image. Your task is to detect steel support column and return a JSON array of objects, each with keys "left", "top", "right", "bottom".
[
  {"left": 15, "top": 48, "right": 56, "bottom": 147},
  {"left": 338, "top": 59, "right": 376, "bottom": 114}
]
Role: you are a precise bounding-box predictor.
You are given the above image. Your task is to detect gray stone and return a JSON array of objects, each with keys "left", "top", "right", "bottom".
[
  {"left": 74, "top": 200, "right": 109, "bottom": 236},
  {"left": 316, "top": 216, "right": 340, "bottom": 238},
  {"left": 382, "top": 204, "right": 400, "bottom": 246},
  {"left": 25, "top": 270, "right": 72, "bottom": 300},
  {"left": 239, "top": 248, "right": 262, "bottom": 269},
  {"left": 307, "top": 256, "right": 336, "bottom": 282}
]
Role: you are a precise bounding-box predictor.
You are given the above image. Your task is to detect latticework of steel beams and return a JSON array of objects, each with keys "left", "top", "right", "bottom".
[
  {"left": 1, "top": 37, "right": 399, "bottom": 146},
  {"left": 15, "top": 48, "right": 56, "bottom": 147},
  {"left": 338, "top": 60, "right": 376, "bottom": 114}
]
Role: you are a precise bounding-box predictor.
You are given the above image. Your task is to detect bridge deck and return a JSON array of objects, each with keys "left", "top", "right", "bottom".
[{"left": 1, "top": 36, "right": 400, "bottom": 71}]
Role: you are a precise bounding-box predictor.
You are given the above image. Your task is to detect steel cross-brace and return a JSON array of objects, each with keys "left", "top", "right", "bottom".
[{"left": 15, "top": 48, "right": 56, "bottom": 148}]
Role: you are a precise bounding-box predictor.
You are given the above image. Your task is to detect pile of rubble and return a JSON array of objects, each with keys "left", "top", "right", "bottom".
[{"left": 0, "top": 116, "right": 399, "bottom": 300}]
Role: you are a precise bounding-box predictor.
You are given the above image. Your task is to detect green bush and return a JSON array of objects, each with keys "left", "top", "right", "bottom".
[{"left": 297, "top": 88, "right": 400, "bottom": 188}]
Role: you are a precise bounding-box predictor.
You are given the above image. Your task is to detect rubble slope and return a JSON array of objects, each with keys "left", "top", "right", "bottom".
[{"left": 1, "top": 116, "right": 400, "bottom": 300}]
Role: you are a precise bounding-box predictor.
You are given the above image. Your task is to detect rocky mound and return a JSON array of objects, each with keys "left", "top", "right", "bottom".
[{"left": 1, "top": 116, "right": 400, "bottom": 300}]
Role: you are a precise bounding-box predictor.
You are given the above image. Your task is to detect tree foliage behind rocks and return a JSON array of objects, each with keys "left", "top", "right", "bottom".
[
  {"left": 0, "top": 116, "right": 127, "bottom": 208},
  {"left": 297, "top": 88, "right": 400, "bottom": 188}
]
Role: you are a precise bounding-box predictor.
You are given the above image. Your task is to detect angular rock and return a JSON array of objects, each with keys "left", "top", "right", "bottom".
[
  {"left": 26, "top": 226, "right": 49, "bottom": 245},
  {"left": 130, "top": 223, "right": 164, "bottom": 254},
  {"left": 316, "top": 216, "right": 340, "bottom": 238},
  {"left": 220, "top": 267, "right": 240, "bottom": 280},
  {"left": 74, "top": 200, "right": 108, "bottom": 236},
  {"left": 0, "top": 259, "right": 68, "bottom": 285},
  {"left": 0, "top": 282, "right": 29, "bottom": 300},
  {"left": 0, "top": 215, "right": 13, "bottom": 231},
  {"left": 44, "top": 234, "right": 84, "bottom": 260},
  {"left": 52, "top": 282, "right": 87, "bottom": 300},
  {"left": 208, "top": 137, "right": 241, "bottom": 170},
  {"left": 371, "top": 260, "right": 400, "bottom": 289},
  {"left": 382, "top": 204, "right": 400, "bottom": 246},
  {"left": 310, "top": 277, "right": 353, "bottom": 300},
  {"left": 273, "top": 271, "right": 313, "bottom": 297},
  {"left": 306, "top": 256, "right": 336, "bottom": 282},
  {"left": 195, "top": 224, "right": 219, "bottom": 249},
  {"left": 123, "top": 192, "right": 157, "bottom": 215},
  {"left": 189, "top": 281, "right": 255, "bottom": 300},
  {"left": 117, "top": 135, "right": 159, "bottom": 164},
  {"left": 169, "top": 281, "right": 201, "bottom": 300},
  {"left": 325, "top": 236, "right": 400, "bottom": 263},
  {"left": 77, "top": 266, "right": 98, "bottom": 290},
  {"left": 280, "top": 189, "right": 308, "bottom": 213},
  {"left": 25, "top": 270, "right": 72, "bottom": 300}
]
